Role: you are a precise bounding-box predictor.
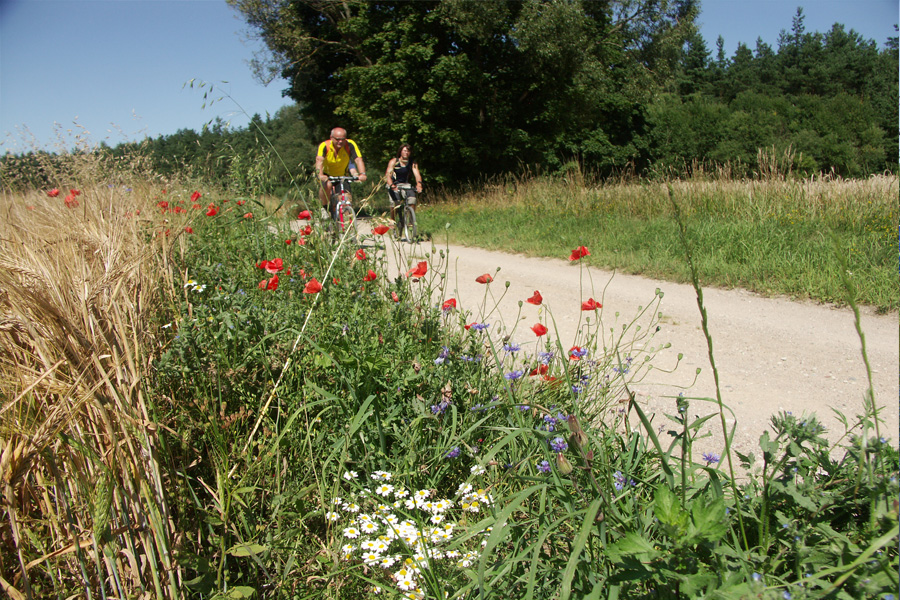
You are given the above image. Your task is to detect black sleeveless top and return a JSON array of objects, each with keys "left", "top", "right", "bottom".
[{"left": 392, "top": 160, "right": 413, "bottom": 184}]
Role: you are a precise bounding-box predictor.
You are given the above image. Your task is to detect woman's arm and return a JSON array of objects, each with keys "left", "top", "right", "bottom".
[
  {"left": 411, "top": 163, "right": 423, "bottom": 192},
  {"left": 384, "top": 158, "right": 397, "bottom": 187}
]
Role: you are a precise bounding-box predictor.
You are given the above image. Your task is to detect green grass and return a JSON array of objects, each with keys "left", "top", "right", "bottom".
[{"left": 416, "top": 176, "right": 899, "bottom": 311}]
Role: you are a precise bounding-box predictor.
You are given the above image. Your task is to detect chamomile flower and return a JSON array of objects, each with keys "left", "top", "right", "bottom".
[
  {"left": 360, "top": 521, "right": 379, "bottom": 535},
  {"left": 342, "top": 502, "right": 361, "bottom": 513},
  {"left": 379, "top": 555, "right": 397, "bottom": 569},
  {"left": 470, "top": 464, "right": 486, "bottom": 475},
  {"left": 430, "top": 514, "right": 445, "bottom": 525},
  {"left": 343, "top": 526, "right": 361, "bottom": 539},
  {"left": 341, "top": 543, "right": 355, "bottom": 557},
  {"left": 343, "top": 471, "right": 358, "bottom": 481},
  {"left": 414, "top": 489, "right": 431, "bottom": 501},
  {"left": 375, "top": 483, "right": 394, "bottom": 497},
  {"left": 394, "top": 487, "right": 410, "bottom": 499},
  {"left": 371, "top": 470, "right": 392, "bottom": 480},
  {"left": 360, "top": 539, "right": 379, "bottom": 551},
  {"left": 362, "top": 552, "right": 382, "bottom": 565},
  {"left": 396, "top": 577, "right": 417, "bottom": 591},
  {"left": 325, "top": 511, "right": 340, "bottom": 522}
]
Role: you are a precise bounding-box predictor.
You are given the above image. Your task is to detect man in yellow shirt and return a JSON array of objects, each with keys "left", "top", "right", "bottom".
[{"left": 314, "top": 127, "right": 367, "bottom": 211}]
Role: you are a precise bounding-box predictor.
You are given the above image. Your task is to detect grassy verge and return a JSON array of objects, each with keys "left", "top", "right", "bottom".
[{"left": 416, "top": 175, "right": 899, "bottom": 311}]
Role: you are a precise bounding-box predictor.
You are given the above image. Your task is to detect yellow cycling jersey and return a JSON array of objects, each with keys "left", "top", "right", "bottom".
[{"left": 317, "top": 139, "right": 363, "bottom": 176}]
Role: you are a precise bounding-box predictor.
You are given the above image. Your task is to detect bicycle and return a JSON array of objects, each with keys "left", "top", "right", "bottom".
[
  {"left": 391, "top": 182, "right": 418, "bottom": 242},
  {"left": 327, "top": 175, "right": 358, "bottom": 242}
]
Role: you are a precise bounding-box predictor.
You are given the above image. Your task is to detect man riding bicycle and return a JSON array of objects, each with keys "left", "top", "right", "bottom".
[{"left": 315, "top": 127, "right": 368, "bottom": 213}]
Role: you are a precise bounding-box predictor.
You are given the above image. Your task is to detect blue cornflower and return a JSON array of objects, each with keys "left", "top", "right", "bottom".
[
  {"left": 470, "top": 322, "right": 490, "bottom": 331},
  {"left": 536, "top": 460, "right": 551, "bottom": 474},
  {"left": 502, "top": 343, "right": 521, "bottom": 353},
  {"left": 702, "top": 452, "right": 720, "bottom": 464},
  {"left": 538, "top": 351, "right": 554, "bottom": 365},
  {"left": 445, "top": 447, "right": 460, "bottom": 458},
  {"left": 782, "top": 592, "right": 791, "bottom": 600},
  {"left": 752, "top": 573, "right": 762, "bottom": 582},
  {"left": 504, "top": 370, "right": 525, "bottom": 381},
  {"left": 549, "top": 437, "right": 568, "bottom": 453}
]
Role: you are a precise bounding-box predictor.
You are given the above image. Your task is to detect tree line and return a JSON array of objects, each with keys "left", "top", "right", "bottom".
[{"left": 3, "top": 2, "right": 896, "bottom": 193}]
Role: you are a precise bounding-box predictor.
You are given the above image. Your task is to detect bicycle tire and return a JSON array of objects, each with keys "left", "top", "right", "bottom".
[
  {"left": 402, "top": 205, "right": 417, "bottom": 242},
  {"left": 339, "top": 204, "right": 357, "bottom": 244}
]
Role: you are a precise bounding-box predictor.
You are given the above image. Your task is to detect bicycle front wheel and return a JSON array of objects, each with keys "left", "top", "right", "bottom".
[
  {"left": 339, "top": 204, "right": 357, "bottom": 243},
  {"left": 401, "top": 205, "right": 417, "bottom": 242}
]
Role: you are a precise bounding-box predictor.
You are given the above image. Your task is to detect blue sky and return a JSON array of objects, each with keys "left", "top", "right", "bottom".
[{"left": 1, "top": 0, "right": 897, "bottom": 153}]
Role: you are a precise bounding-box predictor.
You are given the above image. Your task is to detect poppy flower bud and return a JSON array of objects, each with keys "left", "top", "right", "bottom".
[{"left": 556, "top": 452, "right": 573, "bottom": 475}]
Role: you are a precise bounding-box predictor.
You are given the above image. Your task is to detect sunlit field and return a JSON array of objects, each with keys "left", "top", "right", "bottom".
[{"left": 0, "top": 150, "right": 896, "bottom": 599}]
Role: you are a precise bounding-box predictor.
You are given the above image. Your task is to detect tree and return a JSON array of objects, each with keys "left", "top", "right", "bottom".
[{"left": 228, "top": 0, "right": 697, "bottom": 182}]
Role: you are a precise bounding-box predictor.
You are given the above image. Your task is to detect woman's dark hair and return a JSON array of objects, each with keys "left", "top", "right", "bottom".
[{"left": 395, "top": 144, "right": 414, "bottom": 160}]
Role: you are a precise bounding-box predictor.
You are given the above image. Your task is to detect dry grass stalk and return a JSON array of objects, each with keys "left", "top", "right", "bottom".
[{"left": 0, "top": 179, "right": 179, "bottom": 598}]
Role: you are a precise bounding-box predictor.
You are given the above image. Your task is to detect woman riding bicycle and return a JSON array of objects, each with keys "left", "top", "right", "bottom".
[{"left": 384, "top": 144, "right": 423, "bottom": 223}]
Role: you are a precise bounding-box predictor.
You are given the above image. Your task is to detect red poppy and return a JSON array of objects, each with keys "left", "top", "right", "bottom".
[
  {"left": 206, "top": 205, "right": 218, "bottom": 217},
  {"left": 526, "top": 290, "right": 543, "bottom": 305},
  {"left": 285, "top": 239, "right": 292, "bottom": 245},
  {"left": 156, "top": 200, "right": 169, "bottom": 209},
  {"left": 304, "top": 278, "right": 323, "bottom": 294},
  {"left": 173, "top": 206, "right": 185, "bottom": 214},
  {"left": 569, "top": 246, "right": 590, "bottom": 261},
  {"left": 69, "top": 189, "right": 81, "bottom": 196},
  {"left": 64, "top": 194, "right": 79, "bottom": 208},
  {"left": 475, "top": 273, "right": 493, "bottom": 284},
  {"left": 373, "top": 225, "right": 391, "bottom": 235},
  {"left": 190, "top": 191, "right": 202, "bottom": 202},
  {"left": 464, "top": 322, "right": 477, "bottom": 331},
  {"left": 192, "top": 204, "right": 201, "bottom": 210},
  {"left": 185, "top": 227, "right": 194, "bottom": 234},
  {"left": 581, "top": 298, "right": 602, "bottom": 311},
  {"left": 406, "top": 261, "right": 428, "bottom": 279},
  {"left": 259, "top": 258, "right": 283, "bottom": 273},
  {"left": 297, "top": 238, "right": 307, "bottom": 246},
  {"left": 363, "top": 269, "right": 377, "bottom": 282},
  {"left": 237, "top": 200, "right": 245, "bottom": 206},
  {"left": 333, "top": 277, "right": 340, "bottom": 284},
  {"left": 259, "top": 274, "right": 279, "bottom": 291},
  {"left": 391, "top": 291, "right": 399, "bottom": 303},
  {"left": 529, "top": 364, "right": 549, "bottom": 377},
  {"left": 531, "top": 323, "right": 548, "bottom": 337},
  {"left": 297, "top": 210, "right": 312, "bottom": 220},
  {"left": 243, "top": 212, "right": 253, "bottom": 219},
  {"left": 442, "top": 298, "right": 457, "bottom": 311},
  {"left": 355, "top": 249, "right": 367, "bottom": 260},
  {"left": 48, "top": 188, "right": 60, "bottom": 197},
  {"left": 301, "top": 225, "right": 312, "bottom": 236}
]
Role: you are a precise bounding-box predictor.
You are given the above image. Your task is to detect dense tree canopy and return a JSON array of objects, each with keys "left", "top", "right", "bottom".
[{"left": 229, "top": 0, "right": 698, "bottom": 182}]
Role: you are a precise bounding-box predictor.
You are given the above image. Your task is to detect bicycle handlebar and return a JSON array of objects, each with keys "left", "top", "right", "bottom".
[{"left": 327, "top": 175, "right": 359, "bottom": 183}]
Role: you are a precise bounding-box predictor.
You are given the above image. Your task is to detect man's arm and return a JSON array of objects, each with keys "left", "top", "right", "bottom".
[{"left": 354, "top": 157, "right": 368, "bottom": 182}]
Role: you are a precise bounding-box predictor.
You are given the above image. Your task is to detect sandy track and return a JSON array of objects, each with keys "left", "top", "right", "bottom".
[{"left": 371, "top": 226, "right": 898, "bottom": 460}]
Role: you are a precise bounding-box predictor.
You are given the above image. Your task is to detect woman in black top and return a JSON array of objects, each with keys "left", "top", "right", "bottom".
[{"left": 384, "top": 144, "right": 423, "bottom": 222}]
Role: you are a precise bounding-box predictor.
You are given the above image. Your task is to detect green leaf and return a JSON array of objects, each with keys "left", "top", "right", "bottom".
[
  {"left": 227, "top": 543, "right": 266, "bottom": 557},
  {"left": 653, "top": 485, "right": 686, "bottom": 530}
]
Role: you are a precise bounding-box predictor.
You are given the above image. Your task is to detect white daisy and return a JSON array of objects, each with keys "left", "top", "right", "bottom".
[
  {"left": 325, "top": 511, "right": 340, "bottom": 521},
  {"left": 343, "top": 527, "right": 360, "bottom": 539},
  {"left": 343, "top": 471, "right": 358, "bottom": 481},
  {"left": 375, "top": 483, "right": 394, "bottom": 497}
]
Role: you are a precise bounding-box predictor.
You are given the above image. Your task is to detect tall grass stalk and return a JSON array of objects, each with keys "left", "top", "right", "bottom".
[{"left": 669, "top": 185, "right": 749, "bottom": 550}]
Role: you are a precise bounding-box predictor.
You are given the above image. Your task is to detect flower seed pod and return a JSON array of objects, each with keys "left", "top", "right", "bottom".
[{"left": 556, "top": 452, "right": 573, "bottom": 475}]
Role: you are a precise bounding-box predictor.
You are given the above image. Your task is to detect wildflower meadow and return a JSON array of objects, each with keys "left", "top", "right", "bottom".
[{"left": 0, "top": 149, "right": 896, "bottom": 600}]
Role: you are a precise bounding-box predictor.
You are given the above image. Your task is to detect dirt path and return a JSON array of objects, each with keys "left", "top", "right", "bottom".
[{"left": 374, "top": 229, "right": 898, "bottom": 461}]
